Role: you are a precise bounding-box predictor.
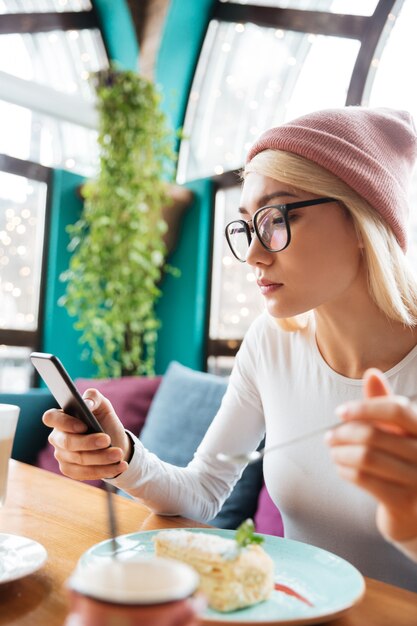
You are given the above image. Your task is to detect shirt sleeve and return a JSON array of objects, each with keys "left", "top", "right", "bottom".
[{"left": 106, "top": 316, "right": 266, "bottom": 522}]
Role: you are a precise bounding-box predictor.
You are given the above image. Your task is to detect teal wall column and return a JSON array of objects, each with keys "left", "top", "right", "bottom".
[
  {"left": 42, "top": 169, "right": 95, "bottom": 380},
  {"left": 92, "top": 0, "right": 139, "bottom": 70},
  {"left": 154, "top": 0, "right": 217, "bottom": 372},
  {"left": 155, "top": 177, "right": 214, "bottom": 374},
  {"left": 155, "top": 0, "right": 216, "bottom": 134}
]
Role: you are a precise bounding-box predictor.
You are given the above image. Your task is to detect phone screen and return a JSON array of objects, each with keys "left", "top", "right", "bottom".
[{"left": 30, "top": 352, "right": 104, "bottom": 434}]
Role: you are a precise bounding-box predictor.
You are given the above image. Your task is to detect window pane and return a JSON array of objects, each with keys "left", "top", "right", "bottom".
[
  {"left": 0, "top": 346, "right": 32, "bottom": 392},
  {"left": 0, "top": 171, "right": 47, "bottom": 331},
  {"left": 0, "top": 29, "right": 107, "bottom": 102},
  {"left": 209, "top": 187, "right": 264, "bottom": 341},
  {"left": 178, "top": 21, "right": 359, "bottom": 182},
  {"left": 363, "top": 0, "right": 417, "bottom": 266},
  {"left": 0, "top": 100, "right": 98, "bottom": 176},
  {"left": 207, "top": 355, "right": 234, "bottom": 377},
  {"left": 218, "top": 0, "right": 378, "bottom": 15},
  {"left": 0, "top": 0, "right": 92, "bottom": 13},
  {"left": 0, "top": 28, "right": 106, "bottom": 174}
]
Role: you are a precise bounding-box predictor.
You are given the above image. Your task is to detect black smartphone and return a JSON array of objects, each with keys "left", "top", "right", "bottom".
[{"left": 30, "top": 352, "right": 104, "bottom": 434}]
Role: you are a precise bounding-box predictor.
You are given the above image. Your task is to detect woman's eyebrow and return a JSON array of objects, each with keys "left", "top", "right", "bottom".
[{"left": 238, "top": 190, "right": 298, "bottom": 215}]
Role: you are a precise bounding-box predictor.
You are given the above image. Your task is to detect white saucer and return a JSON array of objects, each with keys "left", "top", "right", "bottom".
[{"left": 0, "top": 533, "right": 47, "bottom": 584}]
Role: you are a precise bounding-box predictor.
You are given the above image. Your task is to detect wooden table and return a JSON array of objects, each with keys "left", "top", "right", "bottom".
[{"left": 1, "top": 461, "right": 416, "bottom": 625}]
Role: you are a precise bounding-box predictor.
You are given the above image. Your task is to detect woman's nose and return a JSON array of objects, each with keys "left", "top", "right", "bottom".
[{"left": 245, "top": 235, "right": 274, "bottom": 267}]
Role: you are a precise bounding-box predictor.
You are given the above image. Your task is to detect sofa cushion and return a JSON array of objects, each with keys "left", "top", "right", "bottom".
[
  {"left": 254, "top": 483, "right": 284, "bottom": 537},
  {"left": 139, "top": 361, "right": 264, "bottom": 530},
  {"left": 75, "top": 375, "right": 162, "bottom": 436},
  {"left": 37, "top": 375, "right": 162, "bottom": 488},
  {"left": 3, "top": 389, "right": 58, "bottom": 465}
]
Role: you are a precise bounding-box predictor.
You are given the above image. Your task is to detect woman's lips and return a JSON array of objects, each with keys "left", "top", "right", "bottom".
[{"left": 257, "top": 282, "right": 283, "bottom": 295}]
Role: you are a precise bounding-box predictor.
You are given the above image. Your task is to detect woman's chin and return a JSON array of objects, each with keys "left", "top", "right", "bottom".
[{"left": 264, "top": 297, "right": 307, "bottom": 320}]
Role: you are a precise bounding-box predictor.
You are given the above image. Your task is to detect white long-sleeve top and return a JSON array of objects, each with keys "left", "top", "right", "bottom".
[{"left": 109, "top": 312, "right": 417, "bottom": 591}]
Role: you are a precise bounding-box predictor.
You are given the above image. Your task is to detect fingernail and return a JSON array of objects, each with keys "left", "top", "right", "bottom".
[
  {"left": 84, "top": 398, "right": 94, "bottom": 409},
  {"left": 336, "top": 402, "right": 360, "bottom": 418},
  {"left": 324, "top": 429, "right": 334, "bottom": 443},
  {"left": 336, "top": 404, "right": 348, "bottom": 418}
]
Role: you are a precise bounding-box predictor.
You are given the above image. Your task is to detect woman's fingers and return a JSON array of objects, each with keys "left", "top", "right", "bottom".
[
  {"left": 43, "top": 390, "right": 131, "bottom": 460},
  {"left": 332, "top": 463, "right": 417, "bottom": 541},
  {"left": 42, "top": 392, "right": 132, "bottom": 480},
  {"left": 56, "top": 458, "right": 128, "bottom": 481},
  {"left": 43, "top": 408, "right": 89, "bottom": 434},
  {"left": 328, "top": 421, "right": 417, "bottom": 464},
  {"left": 48, "top": 429, "right": 110, "bottom": 452},
  {"left": 336, "top": 395, "right": 417, "bottom": 435},
  {"left": 55, "top": 445, "right": 124, "bottom": 467},
  {"left": 363, "top": 367, "right": 391, "bottom": 397},
  {"left": 335, "top": 463, "right": 405, "bottom": 502},
  {"left": 329, "top": 440, "right": 417, "bottom": 487},
  {"left": 80, "top": 388, "right": 119, "bottom": 433},
  {"left": 330, "top": 368, "right": 417, "bottom": 544}
]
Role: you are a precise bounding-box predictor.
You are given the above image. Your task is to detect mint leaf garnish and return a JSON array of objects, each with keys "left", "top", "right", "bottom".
[{"left": 235, "top": 519, "right": 264, "bottom": 547}]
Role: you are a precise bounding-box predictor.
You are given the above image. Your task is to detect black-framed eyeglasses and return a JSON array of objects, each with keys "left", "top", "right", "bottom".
[{"left": 225, "top": 197, "right": 336, "bottom": 262}]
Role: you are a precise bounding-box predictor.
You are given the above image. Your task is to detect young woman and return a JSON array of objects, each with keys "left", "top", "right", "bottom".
[{"left": 44, "top": 107, "right": 417, "bottom": 591}]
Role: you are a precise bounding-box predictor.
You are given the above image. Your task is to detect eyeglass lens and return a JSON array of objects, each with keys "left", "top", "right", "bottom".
[
  {"left": 257, "top": 207, "right": 287, "bottom": 251},
  {"left": 227, "top": 206, "right": 287, "bottom": 261}
]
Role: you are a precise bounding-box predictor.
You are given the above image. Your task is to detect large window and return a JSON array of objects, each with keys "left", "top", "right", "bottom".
[
  {"left": 0, "top": 2, "right": 108, "bottom": 390},
  {"left": 364, "top": 0, "right": 417, "bottom": 266},
  {"left": 0, "top": 3, "right": 107, "bottom": 176},
  {"left": 177, "top": 0, "right": 414, "bottom": 371},
  {"left": 0, "top": 155, "right": 51, "bottom": 391},
  {"left": 178, "top": 22, "right": 359, "bottom": 183}
]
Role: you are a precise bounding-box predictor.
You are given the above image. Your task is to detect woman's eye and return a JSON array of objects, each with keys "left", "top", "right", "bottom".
[{"left": 287, "top": 213, "right": 300, "bottom": 223}]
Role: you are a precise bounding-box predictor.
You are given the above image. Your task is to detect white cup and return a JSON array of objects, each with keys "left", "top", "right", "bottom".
[
  {"left": 0, "top": 404, "right": 20, "bottom": 507},
  {"left": 65, "top": 556, "right": 205, "bottom": 626}
]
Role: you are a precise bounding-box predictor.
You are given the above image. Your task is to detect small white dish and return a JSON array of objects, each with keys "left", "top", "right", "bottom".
[
  {"left": 0, "top": 533, "right": 48, "bottom": 584},
  {"left": 69, "top": 556, "right": 199, "bottom": 604}
]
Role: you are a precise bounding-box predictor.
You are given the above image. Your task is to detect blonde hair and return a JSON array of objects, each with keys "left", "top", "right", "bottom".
[{"left": 245, "top": 150, "right": 417, "bottom": 330}]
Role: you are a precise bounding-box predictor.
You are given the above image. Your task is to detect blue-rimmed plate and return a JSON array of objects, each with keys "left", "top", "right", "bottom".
[{"left": 79, "top": 529, "right": 365, "bottom": 625}]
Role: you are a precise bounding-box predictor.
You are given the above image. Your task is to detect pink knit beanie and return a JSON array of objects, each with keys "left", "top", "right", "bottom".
[{"left": 246, "top": 107, "right": 417, "bottom": 251}]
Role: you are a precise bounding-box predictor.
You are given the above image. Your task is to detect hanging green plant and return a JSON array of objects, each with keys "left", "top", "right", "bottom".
[{"left": 60, "top": 66, "right": 177, "bottom": 378}]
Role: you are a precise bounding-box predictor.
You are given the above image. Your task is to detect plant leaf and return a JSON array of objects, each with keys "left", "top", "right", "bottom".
[{"left": 235, "top": 519, "right": 264, "bottom": 547}]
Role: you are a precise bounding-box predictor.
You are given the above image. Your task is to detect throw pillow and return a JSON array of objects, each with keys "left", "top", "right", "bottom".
[
  {"left": 139, "top": 361, "right": 264, "bottom": 530},
  {"left": 75, "top": 375, "right": 162, "bottom": 437},
  {"left": 37, "top": 375, "right": 162, "bottom": 488},
  {"left": 6, "top": 389, "right": 58, "bottom": 465}
]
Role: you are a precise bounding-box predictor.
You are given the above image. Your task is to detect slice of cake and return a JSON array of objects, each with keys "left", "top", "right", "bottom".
[{"left": 153, "top": 527, "right": 274, "bottom": 612}]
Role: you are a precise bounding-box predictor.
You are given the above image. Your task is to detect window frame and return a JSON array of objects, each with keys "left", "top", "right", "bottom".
[
  {"left": 205, "top": 0, "right": 400, "bottom": 366},
  {"left": 0, "top": 3, "right": 109, "bottom": 389},
  {"left": 0, "top": 152, "right": 52, "bottom": 353},
  {"left": 0, "top": 7, "right": 101, "bottom": 37}
]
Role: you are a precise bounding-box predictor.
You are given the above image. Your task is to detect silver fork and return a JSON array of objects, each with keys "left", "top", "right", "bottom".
[
  {"left": 216, "top": 421, "right": 340, "bottom": 465},
  {"left": 220, "top": 391, "right": 417, "bottom": 465}
]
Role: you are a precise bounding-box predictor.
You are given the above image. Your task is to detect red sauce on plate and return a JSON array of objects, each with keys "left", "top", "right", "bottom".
[{"left": 274, "top": 583, "right": 314, "bottom": 607}]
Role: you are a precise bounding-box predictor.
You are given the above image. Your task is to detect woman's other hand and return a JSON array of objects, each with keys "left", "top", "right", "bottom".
[
  {"left": 327, "top": 368, "right": 417, "bottom": 545},
  {"left": 42, "top": 388, "right": 131, "bottom": 481}
]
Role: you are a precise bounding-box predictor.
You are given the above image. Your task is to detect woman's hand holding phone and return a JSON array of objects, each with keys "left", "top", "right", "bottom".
[{"left": 43, "top": 389, "right": 132, "bottom": 481}]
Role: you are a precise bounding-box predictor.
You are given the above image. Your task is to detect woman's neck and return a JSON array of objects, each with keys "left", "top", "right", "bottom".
[{"left": 313, "top": 286, "right": 417, "bottom": 380}]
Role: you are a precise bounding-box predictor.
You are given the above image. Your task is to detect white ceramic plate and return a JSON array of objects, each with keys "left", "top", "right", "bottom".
[
  {"left": 0, "top": 533, "right": 48, "bottom": 584},
  {"left": 80, "top": 528, "right": 365, "bottom": 625}
]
